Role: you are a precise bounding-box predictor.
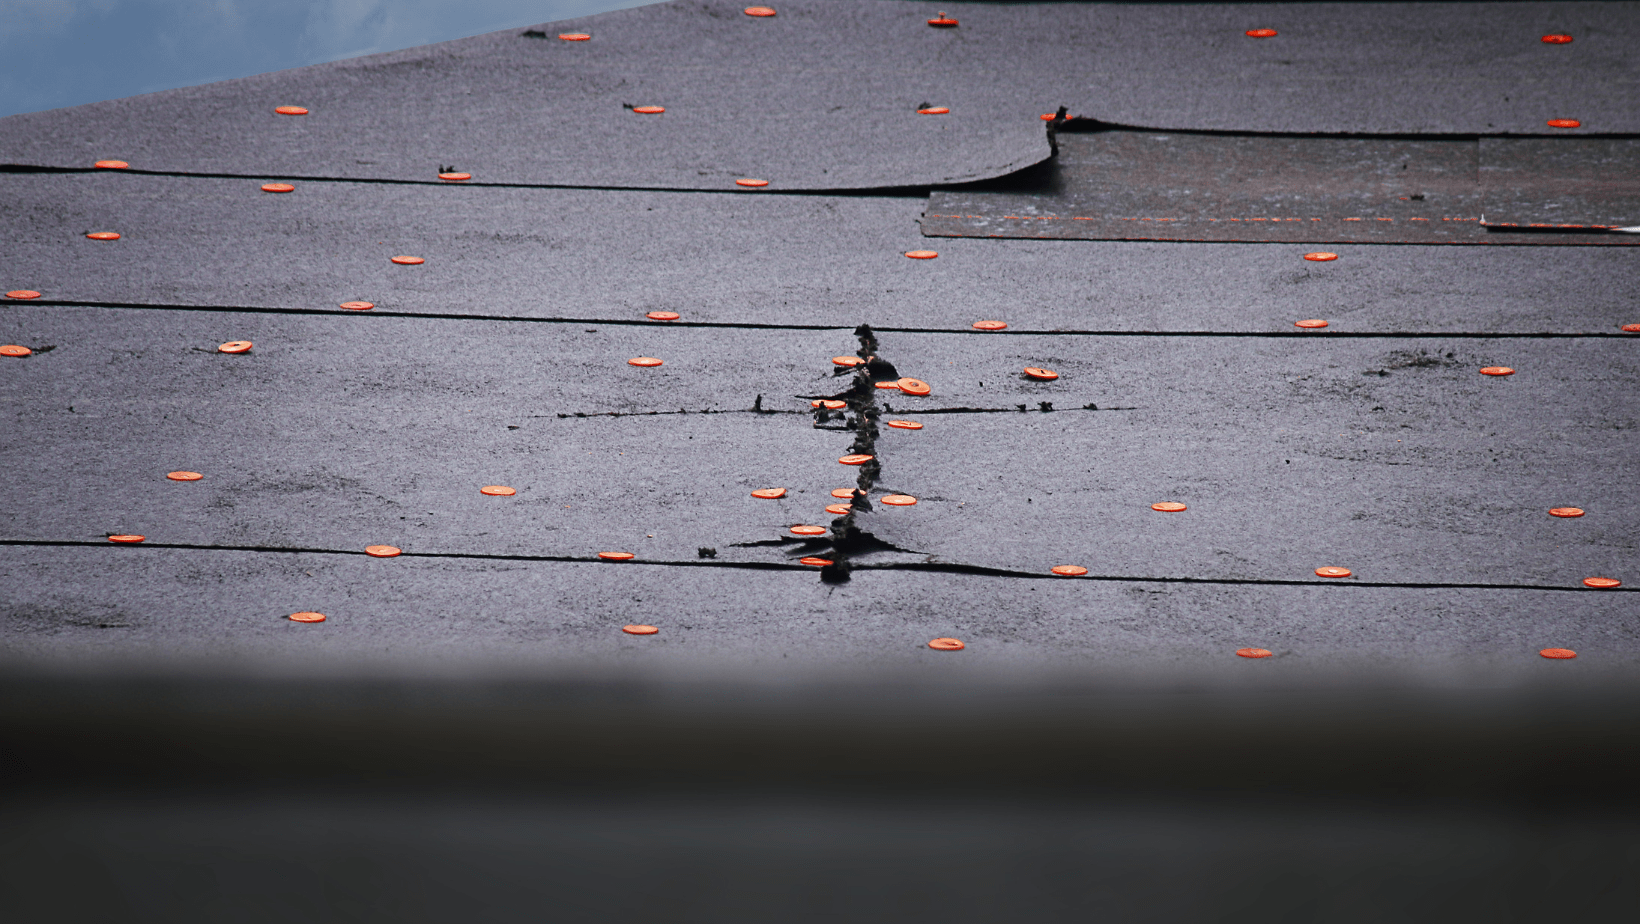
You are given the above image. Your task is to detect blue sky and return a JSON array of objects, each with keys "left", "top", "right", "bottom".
[{"left": 0, "top": 0, "right": 653, "bottom": 118}]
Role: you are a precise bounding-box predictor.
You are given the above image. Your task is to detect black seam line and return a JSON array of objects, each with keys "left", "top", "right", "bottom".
[
  {"left": 0, "top": 164, "right": 934, "bottom": 199},
  {"left": 1052, "top": 119, "right": 1640, "bottom": 141},
  {"left": 1, "top": 539, "right": 1627, "bottom": 593},
  {"left": 14, "top": 302, "right": 1633, "bottom": 339}
]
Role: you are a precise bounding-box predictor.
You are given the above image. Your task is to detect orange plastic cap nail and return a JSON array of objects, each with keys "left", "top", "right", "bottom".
[
  {"left": 1549, "top": 507, "right": 1585, "bottom": 518},
  {"left": 1051, "top": 565, "right": 1088, "bottom": 577},
  {"left": 905, "top": 250, "right": 938, "bottom": 259},
  {"left": 108, "top": 534, "right": 145, "bottom": 543},
  {"left": 1480, "top": 366, "right": 1515, "bottom": 376},
  {"left": 928, "top": 637, "right": 965, "bottom": 650},
  {"left": 479, "top": 485, "right": 516, "bottom": 496},
  {"left": 274, "top": 106, "right": 308, "bottom": 116},
  {"left": 1236, "top": 647, "right": 1273, "bottom": 658},
  {"left": 1, "top": 345, "right": 32, "bottom": 357},
  {"left": 1023, "top": 367, "right": 1058, "bottom": 381},
  {"left": 559, "top": 33, "right": 590, "bottom": 40},
  {"left": 623, "top": 624, "right": 658, "bottom": 634},
  {"left": 1541, "top": 34, "right": 1573, "bottom": 44},
  {"left": 1315, "top": 566, "right": 1352, "bottom": 578},
  {"left": 1246, "top": 28, "right": 1278, "bottom": 37},
  {"left": 633, "top": 106, "right": 665, "bottom": 114},
  {"left": 825, "top": 503, "right": 852, "bottom": 515},
  {"left": 339, "top": 301, "right": 374, "bottom": 311},
  {"left": 831, "top": 488, "right": 857, "bottom": 498},
  {"left": 599, "top": 551, "right": 636, "bottom": 561},
  {"left": 886, "top": 420, "right": 922, "bottom": 430},
  {"left": 735, "top": 178, "right": 769, "bottom": 187},
  {"left": 261, "top": 183, "right": 295, "bottom": 193},
  {"left": 1547, "top": 119, "right": 1581, "bottom": 128},
  {"left": 800, "top": 557, "right": 833, "bottom": 567},
  {"left": 821, "top": 400, "right": 847, "bottom": 409},
  {"left": 1303, "top": 252, "right": 1337, "bottom": 262},
  {"left": 365, "top": 545, "right": 401, "bottom": 558},
  {"left": 1583, "top": 577, "right": 1621, "bottom": 589},
  {"left": 1622, "top": 324, "right": 1640, "bottom": 333},
  {"left": 7, "top": 290, "right": 42, "bottom": 300},
  {"left": 438, "top": 172, "right": 471, "bottom": 181},
  {"left": 628, "top": 357, "right": 663, "bottom": 367},
  {"left": 94, "top": 160, "right": 129, "bottom": 169},
  {"left": 832, "top": 355, "right": 864, "bottom": 367},
  {"left": 751, "top": 488, "right": 787, "bottom": 499},
  {"left": 897, "top": 378, "right": 931, "bottom": 395},
  {"left": 390, "top": 255, "right": 424, "bottom": 265},
  {"left": 166, "top": 471, "right": 203, "bottom": 482},
  {"left": 1539, "top": 647, "right": 1577, "bottom": 658},
  {"left": 790, "top": 525, "right": 827, "bottom": 536},
  {"left": 1151, "top": 502, "right": 1187, "bottom": 512},
  {"left": 917, "top": 107, "right": 950, "bottom": 115},
  {"left": 289, "top": 611, "right": 326, "bottom": 622},
  {"left": 744, "top": 6, "right": 776, "bottom": 16},
  {"left": 1041, "top": 113, "right": 1057, "bottom": 121},
  {"left": 646, "top": 311, "right": 680, "bottom": 321},
  {"left": 1295, "top": 319, "right": 1328, "bottom": 329},
  {"left": 927, "top": 15, "right": 958, "bottom": 27},
  {"left": 86, "top": 232, "right": 120, "bottom": 240},
  {"left": 217, "top": 341, "right": 252, "bottom": 353},
  {"left": 839, "top": 454, "right": 874, "bottom": 465},
  {"left": 973, "top": 320, "right": 1007, "bottom": 330},
  {"left": 875, "top": 381, "right": 902, "bottom": 390},
  {"left": 881, "top": 495, "right": 917, "bottom": 506}
]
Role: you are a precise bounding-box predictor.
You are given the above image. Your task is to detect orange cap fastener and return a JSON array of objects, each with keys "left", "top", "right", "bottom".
[
  {"left": 108, "top": 534, "right": 145, "bottom": 543},
  {"left": 93, "top": 160, "right": 129, "bottom": 169},
  {"left": 340, "top": 301, "right": 374, "bottom": 310},
  {"left": 628, "top": 357, "right": 664, "bottom": 367},
  {"left": 1541, "top": 34, "right": 1573, "bottom": 44},
  {"left": 881, "top": 495, "right": 917, "bottom": 506},
  {"left": 1539, "top": 647, "right": 1577, "bottom": 658},
  {"left": 559, "top": 33, "right": 590, "bottom": 40},
  {"left": 825, "top": 503, "right": 852, "bottom": 515},
  {"left": 479, "top": 485, "right": 516, "bottom": 496},
  {"left": 800, "top": 557, "right": 833, "bottom": 567},
  {"left": 1583, "top": 577, "right": 1621, "bottom": 589},
  {"left": 599, "top": 551, "right": 635, "bottom": 561},
  {"left": 1547, "top": 119, "right": 1581, "bottom": 128},
  {"left": 1315, "top": 567, "right": 1352, "bottom": 578},
  {"left": 735, "top": 178, "right": 769, "bottom": 187},
  {"left": 86, "top": 232, "right": 120, "bottom": 240},
  {"left": 438, "top": 172, "right": 471, "bottom": 182},
  {"left": 1622, "top": 324, "right": 1640, "bottom": 333},
  {"left": 647, "top": 311, "right": 680, "bottom": 321},
  {"left": 1151, "top": 502, "right": 1188, "bottom": 512},
  {"left": 1480, "top": 367, "right": 1515, "bottom": 376},
  {"left": 875, "top": 381, "right": 902, "bottom": 390},
  {"left": 1295, "top": 319, "right": 1328, "bottom": 329},
  {"left": 166, "top": 471, "right": 203, "bottom": 482},
  {"left": 744, "top": 6, "right": 776, "bottom": 16},
  {"left": 1023, "top": 367, "right": 1058, "bottom": 381},
  {"left": 390, "top": 255, "right": 424, "bottom": 265},
  {"left": 1051, "top": 565, "right": 1088, "bottom": 577},
  {"left": 928, "top": 637, "right": 965, "bottom": 650},
  {"left": 365, "top": 545, "right": 401, "bottom": 558},
  {"left": 831, "top": 488, "right": 857, "bottom": 499},
  {"left": 1246, "top": 28, "right": 1278, "bottom": 37},
  {"left": 840, "top": 454, "right": 874, "bottom": 465},
  {"left": 288, "top": 611, "right": 326, "bottom": 622},
  {"left": 217, "top": 341, "right": 252, "bottom": 353},
  {"left": 973, "top": 320, "right": 1007, "bottom": 331},
  {"left": 886, "top": 420, "right": 922, "bottom": 430},
  {"left": 790, "top": 525, "right": 827, "bottom": 536},
  {"left": 833, "top": 355, "right": 865, "bottom": 367},
  {"left": 897, "top": 378, "right": 931, "bottom": 395},
  {"left": 261, "top": 183, "right": 295, "bottom": 193},
  {"left": 1236, "top": 647, "right": 1273, "bottom": 658},
  {"left": 917, "top": 107, "right": 950, "bottom": 115},
  {"left": 5, "top": 291, "right": 41, "bottom": 300},
  {"left": 0, "top": 345, "right": 33, "bottom": 357},
  {"left": 751, "top": 488, "right": 787, "bottom": 499},
  {"left": 623, "top": 624, "right": 658, "bottom": 634},
  {"left": 905, "top": 250, "right": 938, "bottom": 259},
  {"left": 633, "top": 106, "right": 665, "bottom": 114},
  {"left": 927, "top": 14, "right": 958, "bottom": 27},
  {"left": 274, "top": 106, "right": 308, "bottom": 115},
  {"left": 1549, "top": 507, "right": 1585, "bottom": 518},
  {"left": 1303, "top": 252, "right": 1337, "bottom": 262}
]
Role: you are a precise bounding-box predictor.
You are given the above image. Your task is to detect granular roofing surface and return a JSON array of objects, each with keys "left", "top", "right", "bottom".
[{"left": 3, "top": 1, "right": 1640, "bottom": 818}]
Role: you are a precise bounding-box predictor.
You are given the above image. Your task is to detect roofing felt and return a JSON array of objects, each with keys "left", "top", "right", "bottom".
[{"left": 3, "top": 2, "right": 1640, "bottom": 806}]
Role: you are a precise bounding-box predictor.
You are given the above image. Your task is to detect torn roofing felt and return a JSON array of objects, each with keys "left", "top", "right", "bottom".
[
  {"left": 4, "top": 1, "right": 1636, "bottom": 191},
  {"left": 924, "top": 126, "right": 1640, "bottom": 244}
]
